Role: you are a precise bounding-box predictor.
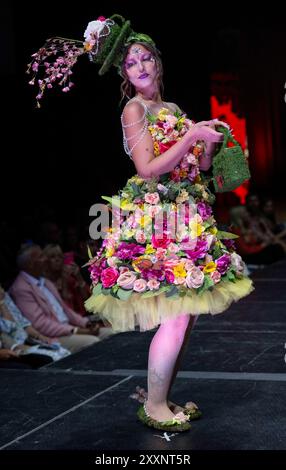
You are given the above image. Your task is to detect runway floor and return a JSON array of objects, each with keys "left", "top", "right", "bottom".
[{"left": 1, "top": 260, "right": 286, "bottom": 452}]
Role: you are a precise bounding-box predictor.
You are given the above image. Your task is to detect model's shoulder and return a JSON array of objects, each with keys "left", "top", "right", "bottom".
[
  {"left": 165, "top": 102, "right": 183, "bottom": 114},
  {"left": 121, "top": 100, "right": 147, "bottom": 123}
]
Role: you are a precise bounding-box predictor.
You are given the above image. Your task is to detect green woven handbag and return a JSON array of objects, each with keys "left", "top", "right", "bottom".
[{"left": 212, "top": 126, "right": 251, "bottom": 192}]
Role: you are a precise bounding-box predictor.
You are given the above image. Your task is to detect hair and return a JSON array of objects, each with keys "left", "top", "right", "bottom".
[
  {"left": 16, "top": 243, "right": 40, "bottom": 270},
  {"left": 42, "top": 244, "right": 63, "bottom": 258},
  {"left": 119, "top": 41, "right": 164, "bottom": 104}
]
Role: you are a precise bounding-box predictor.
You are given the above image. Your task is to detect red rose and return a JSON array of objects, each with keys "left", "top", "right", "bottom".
[{"left": 158, "top": 140, "right": 177, "bottom": 154}]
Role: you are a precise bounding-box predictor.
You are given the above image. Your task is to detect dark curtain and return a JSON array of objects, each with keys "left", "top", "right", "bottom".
[{"left": 240, "top": 30, "right": 286, "bottom": 193}]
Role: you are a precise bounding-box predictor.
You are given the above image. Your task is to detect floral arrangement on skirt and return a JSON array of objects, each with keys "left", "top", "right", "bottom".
[{"left": 87, "top": 108, "right": 246, "bottom": 301}]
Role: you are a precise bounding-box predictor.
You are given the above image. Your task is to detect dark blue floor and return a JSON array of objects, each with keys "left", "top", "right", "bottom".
[{"left": 1, "top": 259, "right": 286, "bottom": 450}]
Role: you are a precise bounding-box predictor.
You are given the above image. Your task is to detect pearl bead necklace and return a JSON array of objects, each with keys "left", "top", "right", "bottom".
[{"left": 121, "top": 98, "right": 149, "bottom": 159}]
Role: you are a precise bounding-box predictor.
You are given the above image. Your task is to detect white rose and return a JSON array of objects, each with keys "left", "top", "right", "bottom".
[
  {"left": 231, "top": 252, "right": 245, "bottom": 273},
  {"left": 84, "top": 20, "right": 106, "bottom": 42},
  {"left": 186, "top": 267, "right": 204, "bottom": 288}
]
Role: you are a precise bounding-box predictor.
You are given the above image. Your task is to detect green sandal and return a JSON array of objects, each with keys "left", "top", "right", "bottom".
[
  {"left": 131, "top": 386, "right": 202, "bottom": 422},
  {"left": 137, "top": 401, "right": 191, "bottom": 433}
]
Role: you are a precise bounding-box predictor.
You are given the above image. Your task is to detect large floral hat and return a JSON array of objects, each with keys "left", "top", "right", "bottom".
[{"left": 27, "top": 14, "right": 156, "bottom": 107}]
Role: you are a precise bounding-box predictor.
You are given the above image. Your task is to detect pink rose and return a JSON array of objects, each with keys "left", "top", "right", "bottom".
[
  {"left": 186, "top": 267, "right": 204, "bottom": 289},
  {"left": 164, "top": 256, "right": 180, "bottom": 269},
  {"left": 145, "top": 192, "right": 160, "bottom": 205},
  {"left": 117, "top": 271, "right": 137, "bottom": 289},
  {"left": 156, "top": 247, "right": 167, "bottom": 260},
  {"left": 133, "top": 279, "right": 147, "bottom": 292},
  {"left": 174, "top": 277, "right": 187, "bottom": 286},
  {"left": 147, "top": 205, "right": 162, "bottom": 218},
  {"left": 210, "top": 271, "right": 221, "bottom": 284},
  {"left": 168, "top": 242, "right": 180, "bottom": 253},
  {"left": 165, "top": 115, "right": 177, "bottom": 127},
  {"left": 119, "top": 266, "right": 130, "bottom": 274},
  {"left": 147, "top": 279, "right": 160, "bottom": 290},
  {"left": 184, "top": 259, "right": 194, "bottom": 271},
  {"left": 101, "top": 267, "right": 119, "bottom": 288},
  {"left": 135, "top": 230, "right": 147, "bottom": 244}
]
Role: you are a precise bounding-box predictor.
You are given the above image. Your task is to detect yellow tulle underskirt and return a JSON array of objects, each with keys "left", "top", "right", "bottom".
[{"left": 85, "top": 277, "right": 254, "bottom": 333}]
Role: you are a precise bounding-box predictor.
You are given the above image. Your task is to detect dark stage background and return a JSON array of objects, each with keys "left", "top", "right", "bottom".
[{"left": 0, "top": 2, "right": 286, "bottom": 282}]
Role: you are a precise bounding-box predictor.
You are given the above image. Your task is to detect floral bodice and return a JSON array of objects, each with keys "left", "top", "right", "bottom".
[{"left": 121, "top": 107, "right": 216, "bottom": 207}]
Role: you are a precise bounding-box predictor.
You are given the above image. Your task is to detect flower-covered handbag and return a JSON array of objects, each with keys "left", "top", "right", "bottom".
[{"left": 212, "top": 126, "right": 251, "bottom": 192}]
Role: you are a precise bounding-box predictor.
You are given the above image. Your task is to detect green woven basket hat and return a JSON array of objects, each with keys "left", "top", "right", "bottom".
[{"left": 88, "top": 14, "right": 156, "bottom": 75}]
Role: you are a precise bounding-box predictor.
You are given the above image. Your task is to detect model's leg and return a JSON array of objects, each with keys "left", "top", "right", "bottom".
[
  {"left": 145, "top": 313, "right": 191, "bottom": 422},
  {"left": 167, "top": 315, "right": 198, "bottom": 413}
]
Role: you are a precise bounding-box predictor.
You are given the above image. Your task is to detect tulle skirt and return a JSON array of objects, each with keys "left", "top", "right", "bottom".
[{"left": 85, "top": 276, "right": 254, "bottom": 333}]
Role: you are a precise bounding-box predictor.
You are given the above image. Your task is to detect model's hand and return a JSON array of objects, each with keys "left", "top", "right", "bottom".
[
  {"left": 195, "top": 119, "right": 230, "bottom": 130},
  {"left": 188, "top": 125, "right": 224, "bottom": 144}
]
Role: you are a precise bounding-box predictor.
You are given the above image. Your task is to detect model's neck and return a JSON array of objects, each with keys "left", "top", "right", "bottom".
[{"left": 136, "top": 90, "right": 162, "bottom": 104}]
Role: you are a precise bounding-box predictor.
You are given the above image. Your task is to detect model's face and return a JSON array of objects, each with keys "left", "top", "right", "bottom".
[{"left": 124, "top": 43, "right": 157, "bottom": 90}]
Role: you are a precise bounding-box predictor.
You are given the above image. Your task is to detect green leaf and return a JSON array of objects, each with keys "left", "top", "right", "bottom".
[
  {"left": 92, "top": 283, "right": 103, "bottom": 297},
  {"left": 165, "top": 285, "right": 179, "bottom": 297},
  {"left": 101, "top": 195, "right": 121, "bottom": 207},
  {"left": 130, "top": 183, "right": 141, "bottom": 196},
  {"left": 216, "top": 230, "right": 239, "bottom": 240},
  {"left": 224, "top": 270, "right": 236, "bottom": 282},
  {"left": 87, "top": 244, "right": 93, "bottom": 259},
  {"left": 102, "top": 288, "right": 111, "bottom": 295},
  {"left": 176, "top": 251, "right": 187, "bottom": 257},
  {"left": 212, "top": 244, "right": 223, "bottom": 259},
  {"left": 196, "top": 276, "right": 214, "bottom": 296},
  {"left": 141, "top": 286, "right": 169, "bottom": 298},
  {"left": 117, "top": 288, "right": 133, "bottom": 301}
]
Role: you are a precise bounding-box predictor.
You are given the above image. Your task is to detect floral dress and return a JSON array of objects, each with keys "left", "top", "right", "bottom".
[{"left": 85, "top": 104, "right": 254, "bottom": 332}]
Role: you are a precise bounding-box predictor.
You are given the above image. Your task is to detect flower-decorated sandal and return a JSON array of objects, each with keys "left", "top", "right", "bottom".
[
  {"left": 130, "top": 386, "right": 202, "bottom": 420},
  {"left": 137, "top": 400, "right": 191, "bottom": 432}
]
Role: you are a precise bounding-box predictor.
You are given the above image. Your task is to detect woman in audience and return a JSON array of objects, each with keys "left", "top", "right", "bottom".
[{"left": 43, "top": 244, "right": 90, "bottom": 316}]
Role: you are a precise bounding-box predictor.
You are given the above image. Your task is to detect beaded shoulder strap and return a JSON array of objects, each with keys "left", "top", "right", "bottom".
[{"left": 121, "top": 98, "right": 150, "bottom": 159}]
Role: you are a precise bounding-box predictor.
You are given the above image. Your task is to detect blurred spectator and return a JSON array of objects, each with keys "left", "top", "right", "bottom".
[
  {"left": 43, "top": 244, "right": 90, "bottom": 316},
  {"left": 261, "top": 197, "right": 286, "bottom": 238},
  {"left": 245, "top": 193, "right": 286, "bottom": 253},
  {"left": 0, "top": 342, "right": 52, "bottom": 369},
  {"left": 9, "top": 244, "right": 113, "bottom": 353},
  {"left": 229, "top": 206, "right": 285, "bottom": 265},
  {"left": 0, "top": 284, "right": 70, "bottom": 364}
]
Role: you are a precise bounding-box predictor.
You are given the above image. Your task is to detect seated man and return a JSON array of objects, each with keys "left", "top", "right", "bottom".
[{"left": 9, "top": 244, "right": 112, "bottom": 353}]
